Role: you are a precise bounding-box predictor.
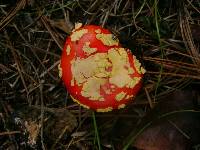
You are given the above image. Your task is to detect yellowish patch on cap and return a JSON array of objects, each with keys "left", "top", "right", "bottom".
[
  {"left": 96, "top": 107, "right": 113, "bottom": 112},
  {"left": 128, "top": 68, "right": 134, "bottom": 74},
  {"left": 141, "top": 67, "right": 146, "bottom": 74},
  {"left": 71, "top": 29, "right": 88, "bottom": 41},
  {"left": 71, "top": 95, "right": 90, "bottom": 109},
  {"left": 108, "top": 48, "right": 133, "bottom": 88},
  {"left": 95, "top": 72, "right": 109, "bottom": 78},
  {"left": 71, "top": 53, "right": 111, "bottom": 100},
  {"left": 102, "top": 87, "right": 111, "bottom": 94},
  {"left": 125, "top": 94, "right": 134, "bottom": 99},
  {"left": 126, "top": 77, "right": 141, "bottom": 88},
  {"left": 118, "top": 104, "right": 126, "bottom": 109},
  {"left": 95, "top": 29, "right": 101, "bottom": 34},
  {"left": 82, "top": 42, "right": 97, "bottom": 55},
  {"left": 133, "top": 56, "right": 146, "bottom": 74},
  {"left": 66, "top": 45, "right": 71, "bottom": 55},
  {"left": 70, "top": 47, "right": 139, "bottom": 102},
  {"left": 111, "top": 85, "right": 115, "bottom": 88},
  {"left": 115, "top": 91, "right": 126, "bottom": 101},
  {"left": 71, "top": 53, "right": 111, "bottom": 86},
  {"left": 71, "top": 79, "right": 74, "bottom": 86},
  {"left": 81, "top": 77, "right": 106, "bottom": 100},
  {"left": 96, "top": 33, "right": 119, "bottom": 46},
  {"left": 99, "top": 98, "right": 105, "bottom": 101},
  {"left": 72, "top": 23, "right": 83, "bottom": 32},
  {"left": 74, "top": 23, "right": 83, "bottom": 30},
  {"left": 58, "top": 63, "right": 62, "bottom": 78}
]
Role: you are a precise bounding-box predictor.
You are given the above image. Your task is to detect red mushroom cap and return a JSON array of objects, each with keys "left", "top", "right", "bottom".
[{"left": 59, "top": 24, "right": 145, "bottom": 112}]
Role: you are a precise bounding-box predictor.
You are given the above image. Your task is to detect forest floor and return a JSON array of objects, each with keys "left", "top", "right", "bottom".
[{"left": 0, "top": 0, "right": 200, "bottom": 149}]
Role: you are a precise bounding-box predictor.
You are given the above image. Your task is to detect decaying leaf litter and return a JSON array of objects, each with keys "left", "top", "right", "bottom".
[{"left": 0, "top": 0, "right": 200, "bottom": 149}]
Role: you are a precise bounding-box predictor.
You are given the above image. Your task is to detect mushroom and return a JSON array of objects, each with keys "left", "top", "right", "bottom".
[{"left": 59, "top": 24, "right": 145, "bottom": 112}]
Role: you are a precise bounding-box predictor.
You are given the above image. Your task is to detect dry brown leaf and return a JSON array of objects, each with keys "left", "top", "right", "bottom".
[{"left": 133, "top": 90, "right": 200, "bottom": 150}]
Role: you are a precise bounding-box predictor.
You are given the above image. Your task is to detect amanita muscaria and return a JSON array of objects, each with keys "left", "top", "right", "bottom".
[{"left": 58, "top": 23, "right": 145, "bottom": 112}]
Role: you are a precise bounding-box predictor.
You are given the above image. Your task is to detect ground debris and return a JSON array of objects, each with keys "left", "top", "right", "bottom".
[{"left": 0, "top": 0, "right": 200, "bottom": 149}]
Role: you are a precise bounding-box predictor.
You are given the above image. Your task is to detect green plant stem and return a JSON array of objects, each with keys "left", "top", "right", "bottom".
[{"left": 92, "top": 111, "right": 102, "bottom": 150}]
